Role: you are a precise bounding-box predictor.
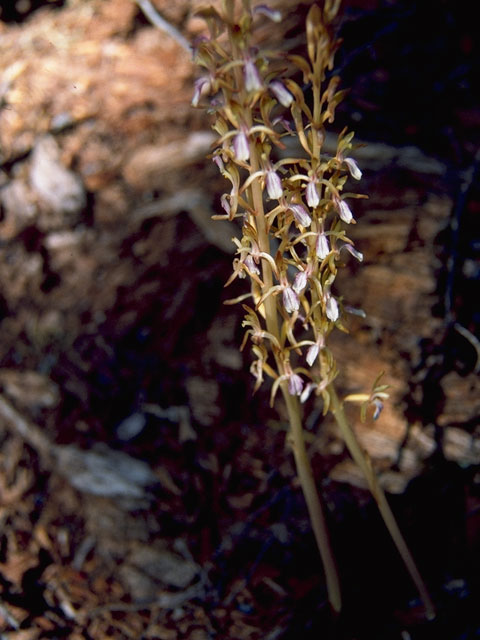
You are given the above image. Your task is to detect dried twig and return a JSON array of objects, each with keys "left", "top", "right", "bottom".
[{"left": 133, "top": 0, "right": 191, "bottom": 53}]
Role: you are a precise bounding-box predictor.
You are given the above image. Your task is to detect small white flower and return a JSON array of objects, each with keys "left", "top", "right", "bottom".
[
  {"left": 269, "top": 81, "right": 293, "bottom": 107},
  {"left": 244, "top": 58, "right": 263, "bottom": 92},
  {"left": 306, "top": 180, "right": 320, "bottom": 208},
  {"left": 288, "top": 373, "right": 304, "bottom": 396},
  {"left": 292, "top": 270, "right": 307, "bottom": 294},
  {"left": 315, "top": 233, "right": 330, "bottom": 259},
  {"left": 338, "top": 199, "right": 353, "bottom": 224},
  {"left": 265, "top": 170, "right": 283, "bottom": 200},
  {"left": 344, "top": 157, "right": 362, "bottom": 180},
  {"left": 326, "top": 295, "right": 339, "bottom": 322},
  {"left": 306, "top": 342, "right": 319, "bottom": 367},
  {"left": 289, "top": 204, "right": 312, "bottom": 228},
  {"left": 283, "top": 287, "right": 299, "bottom": 313},
  {"left": 233, "top": 130, "right": 250, "bottom": 162}
]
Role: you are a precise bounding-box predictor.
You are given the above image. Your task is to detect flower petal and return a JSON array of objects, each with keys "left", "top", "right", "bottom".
[
  {"left": 306, "top": 181, "right": 320, "bottom": 208},
  {"left": 244, "top": 255, "right": 260, "bottom": 275},
  {"left": 338, "top": 200, "right": 353, "bottom": 224},
  {"left": 344, "top": 157, "right": 362, "bottom": 180},
  {"left": 344, "top": 243, "right": 363, "bottom": 261},
  {"left": 191, "top": 77, "right": 210, "bottom": 107},
  {"left": 293, "top": 270, "right": 307, "bottom": 294},
  {"left": 220, "top": 194, "right": 231, "bottom": 214},
  {"left": 326, "top": 295, "right": 339, "bottom": 322},
  {"left": 315, "top": 233, "right": 330, "bottom": 259},
  {"left": 300, "top": 382, "right": 315, "bottom": 403},
  {"left": 269, "top": 81, "right": 293, "bottom": 107},
  {"left": 283, "top": 287, "right": 299, "bottom": 313},
  {"left": 253, "top": 4, "right": 282, "bottom": 22},
  {"left": 233, "top": 130, "right": 250, "bottom": 162},
  {"left": 244, "top": 58, "right": 263, "bottom": 92},
  {"left": 306, "top": 343, "right": 319, "bottom": 366},
  {"left": 289, "top": 204, "right": 312, "bottom": 227},
  {"left": 265, "top": 170, "right": 283, "bottom": 200},
  {"left": 288, "top": 373, "right": 304, "bottom": 396}
]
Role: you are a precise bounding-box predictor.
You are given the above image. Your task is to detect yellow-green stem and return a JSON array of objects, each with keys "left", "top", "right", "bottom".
[
  {"left": 328, "top": 384, "right": 436, "bottom": 620},
  {"left": 283, "top": 387, "right": 342, "bottom": 613}
]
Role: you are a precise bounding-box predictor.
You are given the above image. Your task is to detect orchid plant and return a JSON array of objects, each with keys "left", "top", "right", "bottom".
[{"left": 192, "top": 0, "right": 435, "bottom": 618}]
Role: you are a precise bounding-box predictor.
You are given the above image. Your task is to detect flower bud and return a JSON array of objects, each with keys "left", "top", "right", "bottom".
[
  {"left": 233, "top": 130, "right": 250, "bottom": 162},
  {"left": 315, "top": 233, "right": 330, "bottom": 259},
  {"left": 269, "top": 81, "right": 294, "bottom": 107},
  {"left": 326, "top": 295, "right": 339, "bottom": 322},
  {"left": 265, "top": 170, "right": 283, "bottom": 200},
  {"left": 289, "top": 204, "right": 311, "bottom": 228},
  {"left": 344, "top": 157, "right": 362, "bottom": 180},
  {"left": 283, "top": 286, "right": 300, "bottom": 313},
  {"left": 288, "top": 373, "right": 304, "bottom": 396},
  {"left": 306, "top": 180, "right": 320, "bottom": 208}
]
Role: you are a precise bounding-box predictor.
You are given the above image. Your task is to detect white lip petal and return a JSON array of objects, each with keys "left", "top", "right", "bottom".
[
  {"left": 293, "top": 270, "right": 307, "bottom": 294},
  {"left": 244, "top": 59, "right": 263, "bottom": 92},
  {"left": 254, "top": 5, "right": 282, "bottom": 22},
  {"left": 266, "top": 170, "right": 283, "bottom": 200},
  {"left": 233, "top": 131, "right": 250, "bottom": 162},
  {"left": 289, "top": 204, "right": 312, "bottom": 227},
  {"left": 288, "top": 373, "right": 304, "bottom": 396},
  {"left": 316, "top": 233, "right": 330, "bottom": 259},
  {"left": 306, "top": 343, "right": 319, "bottom": 367},
  {"left": 283, "top": 287, "right": 300, "bottom": 313},
  {"left": 306, "top": 181, "right": 320, "bottom": 208},
  {"left": 338, "top": 200, "right": 353, "bottom": 224},
  {"left": 344, "top": 244, "right": 363, "bottom": 262},
  {"left": 300, "top": 382, "right": 315, "bottom": 403},
  {"left": 326, "top": 296, "right": 339, "bottom": 322},
  {"left": 269, "top": 81, "right": 293, "bottom": 107},
  {"left": 344, "top": 157, "right": 362, "bottom": 180}
]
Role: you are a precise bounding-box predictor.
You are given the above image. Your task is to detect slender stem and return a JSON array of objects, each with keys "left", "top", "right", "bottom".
[
  {"left": 328, "top": 384, "right": 436, "bottom": 620},
  {"left": 283, "top": 387, "right": 342, "bottom": 613}
]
